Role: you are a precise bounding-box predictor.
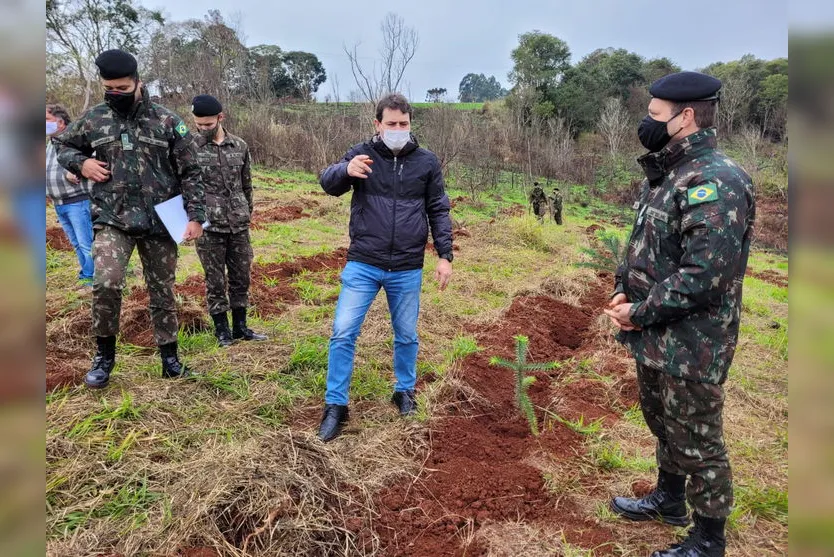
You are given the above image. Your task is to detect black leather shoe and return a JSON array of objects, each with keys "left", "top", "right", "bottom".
[
  {"left": 391, "top": 390, "right": 417, "bottom": 416},
  {"left": 84, "top": 352, "right": 115, "bottom": 388},
  {"left": 232, "top": 326, "right": 268, "bottom": 341},
  {"left": 211, "top": 312, "right": 235, "bottom": 347},
  {"left": 651, "top": 514, "right": 726, "bottom": 556},
  {"left": 161, "top": 356, "right": 191, "bottom": 379},
  {"left": 611, "top": 470, "right": 690, "bottom": 526},
  {"left": 231, "top": 308, "right": 268, "bottom": 341},
  {"left": 217, "top": 328, "right": 235, "bottom": 347},
  {"left": 318, "top": 404, "right": 349, "bottom": 442}
]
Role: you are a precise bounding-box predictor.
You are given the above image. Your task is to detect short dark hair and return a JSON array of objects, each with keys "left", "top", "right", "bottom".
[
  {"left": 375, "top": 93, "right": 413, "bottom": 122},
  {"left": 46, "top": 104, "right": 71, "bottom": 126},
  {"left": 671, "top": 99, "right": 717, "bottom": 129}
]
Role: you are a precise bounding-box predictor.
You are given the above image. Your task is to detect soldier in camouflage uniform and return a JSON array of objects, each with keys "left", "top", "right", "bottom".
[
  {"left": 528, "top": 182, "right": 547, "bottom": 223},
  {"left": 548, "top": 186, "right": 563, "bottom": 225},
  {"left": 190, "top": 95, "right": 267, "bottom": 346},
  {"left": 54, "top": 49, "right": 206, "bottom": 388},
  {"left": 604, "top": 72, "right": 755, "bottom": 557}
]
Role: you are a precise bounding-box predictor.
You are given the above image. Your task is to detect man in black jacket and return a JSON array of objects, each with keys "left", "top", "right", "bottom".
[{"left": 317, "top": 93, "right": 453, "bottom": 442}]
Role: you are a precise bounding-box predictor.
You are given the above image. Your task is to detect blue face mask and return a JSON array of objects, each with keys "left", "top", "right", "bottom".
[{"left": 46, "top": 121, "right": 59, "bottom": 135}]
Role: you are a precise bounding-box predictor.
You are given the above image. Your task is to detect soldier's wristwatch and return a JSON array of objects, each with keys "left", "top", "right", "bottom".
[{"left": 439, "top": 252, "right": 454, "bottom": 263}]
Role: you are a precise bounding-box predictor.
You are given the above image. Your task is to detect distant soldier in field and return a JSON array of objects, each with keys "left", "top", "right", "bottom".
[
  {"left": 190, "top": 94, "right": 267, "bottom": 347},
  {"left": 528, "top": 181, "right": 547, "bottom": 223},
  {"left": 54, "top": 49, "right": 205, "bottom": 388},
  {"left": 605, "top": 71, "right": 755, "bottom": 557},
  {"left": 548, "top": 186, "right": 563, "bottom": 225}
]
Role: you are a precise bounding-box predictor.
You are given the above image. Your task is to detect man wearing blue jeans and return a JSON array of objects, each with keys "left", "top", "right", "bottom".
[
  {"left": 46, "top": 104, "right": 94, "bottom": 285},
  {"left": 318, "top": 93, "right": 454, "bottom": 442}
]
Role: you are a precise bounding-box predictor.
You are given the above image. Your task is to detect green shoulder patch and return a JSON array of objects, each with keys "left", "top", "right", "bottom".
[
  {"left": 175, "top": 121, "right": 188, "bottom": 138},
  {"left": 687, "top": 183, "right": 719, "bottom": 206}
]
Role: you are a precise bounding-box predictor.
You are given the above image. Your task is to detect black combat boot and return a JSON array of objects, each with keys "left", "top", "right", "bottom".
[
  {"left": 231, "top": 307, "right": 268, "bottom": 341},
  {"left": 159, "top": 341, "right": 191, "bottom": 379},
  {"left": 391, "top": 390, "right": 417, "bottom": 416},
  {"left": 211, "top": 311, "right": 234, "bottom": 347},
  {"left": 318, "top": 404, "right": 349, "bottom": 442},
  {"left": 85, "top": 336, "right": 116, "bottom": 388},
  {"left": 651, "top": 514, "right": 726, "bottom": 556},
  {"left": 611, "top": 470, "right": 690, "bottom": 526}
]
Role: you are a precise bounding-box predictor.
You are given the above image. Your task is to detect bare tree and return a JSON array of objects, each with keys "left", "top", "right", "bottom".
[
  {"left": 717, "top": 74, "right": 752, "bottom": 136},
  {"left": 421, "top": 105, "right": 474, "bottom": 172},
  {"left": 46, "top": 0, "right": 163, "bottom": 110},
  {"left": 598, "top": 97, "right": 630, "bottom": 159},
  {"left": 739, "top": 124, "right": 764, "bottom": 169},
  {"left": 344, "top": 12, "right": 418, "bottom": 103}
]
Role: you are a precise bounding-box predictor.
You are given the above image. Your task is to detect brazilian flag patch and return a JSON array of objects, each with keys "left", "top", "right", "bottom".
[
  {"left": 175, "top": 121, "right": 188, "bottom": 137},
  {"left": 687, "top": 184, "right": 719, "bottom": 205}
]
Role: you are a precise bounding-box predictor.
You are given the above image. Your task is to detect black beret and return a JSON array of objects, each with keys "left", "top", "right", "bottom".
[
  {"left": 191, "top": 95, "right": 223, "bottom": 116},
  {"left": 95, "top": 49, "right": 138, "bottom": 79},
  {"left": 649, "top": 71, "right": 722, "bottom": 102}
]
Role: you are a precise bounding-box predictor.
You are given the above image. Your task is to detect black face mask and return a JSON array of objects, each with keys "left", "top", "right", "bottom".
[
  {"left": 104, "top": 87, "right": 137, "bottom": 116},
  {"left": 638, "top": 110, "right": 683, "bottom": 152},
  {"left": 199, "top": 125, "right": 219, "bottom": 140}
]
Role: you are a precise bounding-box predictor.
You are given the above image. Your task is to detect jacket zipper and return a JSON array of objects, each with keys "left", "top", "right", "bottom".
[{"left": 389, "top": 155, "right": 398, "bottom": 271}]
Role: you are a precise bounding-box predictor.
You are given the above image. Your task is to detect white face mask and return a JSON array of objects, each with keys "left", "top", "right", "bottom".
[
  {"left": 382, "top": 129, "right": 410, "bottom": 152},
  {"left": 46, "top": 121, "right": 59, "bottom": 135}
]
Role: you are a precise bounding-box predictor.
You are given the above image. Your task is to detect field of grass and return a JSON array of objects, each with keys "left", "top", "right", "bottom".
[{"left": 45, "top": 167, "right": 788, "bottom": 556}]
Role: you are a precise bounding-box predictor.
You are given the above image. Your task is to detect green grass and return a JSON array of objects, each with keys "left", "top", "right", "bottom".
[
  {"left": 51, "top": 476, "right": 162, "bottom": 537},
  {"left": 548, "top": 412, "right": 604, "bottom": 437},
  {"left": 623, "top": 403, "right": 647, "bottom": 428},
  {"left": 729, "top": 483, "right": 788, "bottom": 530},
  {"left": 68, "top": 392, "right": 143, "bottom": 439},
  {"left": 590, "top": 441, "right": 656, "bottom": 472},
  {"left": 193, "top": 368, "right": 251, "bottom": 399},
  {"left": 447, "top": 335, "right": 480, "bottom": 361},
  {"left": 285, "top": 335, "right": 329, "bottom": 374}
]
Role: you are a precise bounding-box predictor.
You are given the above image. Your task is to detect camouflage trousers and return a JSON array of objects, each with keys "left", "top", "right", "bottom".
[
  {"left": 532, "top": 201, "right": 546, "bottom": 221},
  {"left": 195, "top": 230, "right": 253, "bottom": 316},
  {"left": 637, "top": 363, "right": 733, "bottom": 518},
  {"left": 92, "top": 225, "right": 178, "bottom": 346},
  {"left": 553, "top": 207, "right": 563, "bottom": 225}
]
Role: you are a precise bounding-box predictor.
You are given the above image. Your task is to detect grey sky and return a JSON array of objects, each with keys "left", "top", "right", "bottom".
[{"left": 142, "top": 0, "right": 787, "bottom": 101}]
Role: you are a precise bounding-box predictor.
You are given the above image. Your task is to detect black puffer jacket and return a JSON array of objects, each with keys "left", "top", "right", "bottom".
[{"left": 320, "top": 135, "right": 453, "bottom": 271}]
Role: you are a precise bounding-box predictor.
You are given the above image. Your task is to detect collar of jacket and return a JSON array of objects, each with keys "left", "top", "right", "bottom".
[
  {"left": 637, "top": 127, "right": 718, "bottom": 185},
  {"left": 370, "top": 133, "right": 419, "bottom": 159},
  {"left": 111, "top": 86, "right": 151, "bottom": 121},
  {"left": 196, "top": 131, "right": 237, "bottom": 148}
]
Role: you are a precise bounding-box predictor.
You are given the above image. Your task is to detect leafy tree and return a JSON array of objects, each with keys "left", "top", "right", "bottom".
[
  {"left": 458, "top": 73, "right": 508, "bottom": 102},
  {"left": 509, "top": 31, "right": 571, "bottom": 93},
  {"left": 425, "top": 87, "right": 447, "bottom": 103}
]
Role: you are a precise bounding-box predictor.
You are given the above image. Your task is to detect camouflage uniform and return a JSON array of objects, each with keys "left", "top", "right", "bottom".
[
  {"left": 549, "top": 189, "right": 563, "bottom": 225},
  {"left": 528, "top": 186, "right": 547, "bottom": 222},
  {"left": 614, "top": 127, "right": 756, "bottom": 519},
  {"left": 54, "top": 87, "right": 205, "bottom": 346},
  {"left": 193, "top": 132, "right": 254, "bottom": 315}
]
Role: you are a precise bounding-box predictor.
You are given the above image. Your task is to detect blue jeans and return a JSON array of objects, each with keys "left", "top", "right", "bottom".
[
  {"left": 325, "top": 261, "right": 423, "bottom": 405},
  {"left": 55, "top": 199, "right": 94, "bottom": 281},
  {"left": 12, "top": 188, "right": 46, "bottom": 283}
]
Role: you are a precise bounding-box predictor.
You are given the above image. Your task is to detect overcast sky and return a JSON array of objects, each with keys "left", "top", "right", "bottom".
[{"left": 141, "top": 0, "right": 788, "bottom": 101}]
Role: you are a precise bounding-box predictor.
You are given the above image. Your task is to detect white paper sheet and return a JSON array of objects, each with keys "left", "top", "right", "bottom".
[{"left": 153, "top": 194, "right": 209, "bottom": 243}]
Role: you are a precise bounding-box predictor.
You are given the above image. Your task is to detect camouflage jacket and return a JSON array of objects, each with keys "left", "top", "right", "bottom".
[
  {"left": 614, "top": 128, "right": 756, "bottom": 384},
  {"left": 194, "top": 131, "right": 252, "bottom": 233},
  {"left": 549, "top": 191, "right": 563, "bottom": 209},
  {"left": 529, "top": 187, "right": 546, "bottom": 204},
  {"left": 54, "top": 88, "right": 205, "bottom": 236}
]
